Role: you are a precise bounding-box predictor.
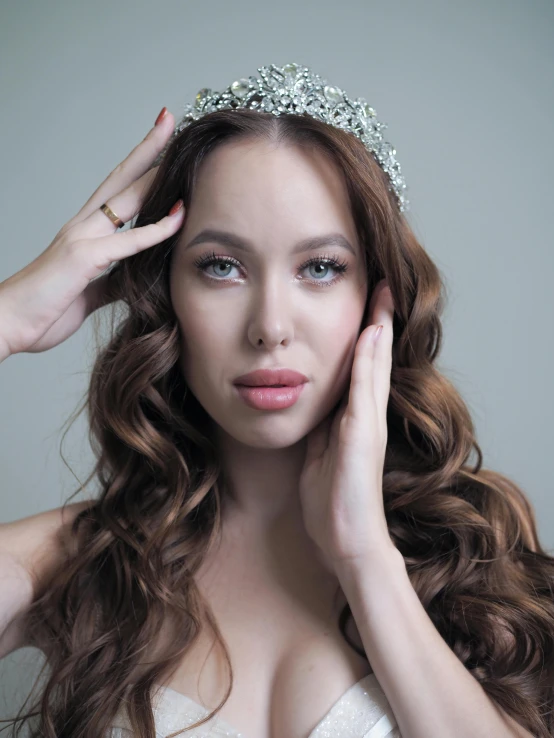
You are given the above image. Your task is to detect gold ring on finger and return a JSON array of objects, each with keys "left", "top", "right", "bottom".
[{"left": 99, "top": 203, "right": 125, "bottom": 229}]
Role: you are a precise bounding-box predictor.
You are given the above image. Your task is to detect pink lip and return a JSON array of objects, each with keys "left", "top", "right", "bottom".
[
  {"left": 234, "top": 383, "right": 306, "bottom": 410},
  {"left": 233, "top": 368, "right": 309, "bottom": 387}
]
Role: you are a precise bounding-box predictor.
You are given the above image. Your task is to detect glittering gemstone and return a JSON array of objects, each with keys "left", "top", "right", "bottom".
[
  {"left": 231, "top": 79, "right": 250, "bottom": 98},
  {"left": 359, "top": 100, "right": 377, "bottom": 118},
  {"left": 294, "top": 78, "right": 309, "bottom": 96},
  {"left": 324, "top": 85, "right": 343, "bottom": 104},
  {"left": 283, "top": 62, "right": 300, "bottom": 79},
  {"left": 261, "top": 97, "right": 275, "bottom": 112},
  {"left": 195, "top": 88, "right": 211, "bottom": 108}
]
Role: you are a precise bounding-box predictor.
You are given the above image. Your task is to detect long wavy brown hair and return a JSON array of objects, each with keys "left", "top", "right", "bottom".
[{"left": 2, "top": 108, "right": 554, "bottom": 738}]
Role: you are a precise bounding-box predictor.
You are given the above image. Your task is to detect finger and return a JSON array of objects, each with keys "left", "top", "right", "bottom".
[
  {"left": 73, "top": 204, "right": 185, "bottom": 280},
  {"left": 345, "top": 322, "right": 379, "bottom": 428},
  {"left": 372, "top": 285, "right": 395, "bottom": 437},
  {"left": 66, "top": 110, "right": 176, "bottom": 230},
  {"left": 74, "top": 170, "right": 169, "bottom": 240},
  {"left": 328, "top": 394, "right": 349, "bottom": 448}
]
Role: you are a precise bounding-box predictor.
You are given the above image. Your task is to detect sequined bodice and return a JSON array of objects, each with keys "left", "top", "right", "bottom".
[{"left": 107, "top": 672, "right": 401, "bottom": 737}]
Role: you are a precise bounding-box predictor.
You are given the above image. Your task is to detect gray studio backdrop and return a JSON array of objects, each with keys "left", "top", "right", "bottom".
[{"left": 1, "top": 0, "right": 552, "bottom": 720}]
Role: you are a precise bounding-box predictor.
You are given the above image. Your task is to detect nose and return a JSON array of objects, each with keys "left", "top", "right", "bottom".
[{"left": 247, "top": 279, "right": 294, "bottom": 349}]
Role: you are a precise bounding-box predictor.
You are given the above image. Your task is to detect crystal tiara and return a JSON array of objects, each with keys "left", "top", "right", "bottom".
[{"left": 152, "top": 61, "right": 409, "bottom": 213}]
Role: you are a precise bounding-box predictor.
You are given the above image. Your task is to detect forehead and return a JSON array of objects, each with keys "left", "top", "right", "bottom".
[{"left": 185, "top": 140, "right": 358, "bottom": 239}]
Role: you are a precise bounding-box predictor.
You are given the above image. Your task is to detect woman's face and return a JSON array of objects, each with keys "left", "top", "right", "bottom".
[{"left": 169, "top": 139, "right": 369, "bottom": 448}]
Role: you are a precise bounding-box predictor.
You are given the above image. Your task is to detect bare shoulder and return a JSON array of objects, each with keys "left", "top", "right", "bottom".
[
  {"left": 0, "top": 499, "right": 95, "bottom": 656},
  {"left": 0, "top": 499, "right": 95, "bottom": 581}
]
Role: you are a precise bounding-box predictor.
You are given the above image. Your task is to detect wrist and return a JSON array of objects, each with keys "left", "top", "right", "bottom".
[{"left": 333, "top": 539, "right": 405, "bottom": 582}]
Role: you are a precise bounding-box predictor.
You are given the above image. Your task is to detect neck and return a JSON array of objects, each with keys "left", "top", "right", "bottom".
[{"left": 216, "top": 429, "right": 308, "bottom": 527}]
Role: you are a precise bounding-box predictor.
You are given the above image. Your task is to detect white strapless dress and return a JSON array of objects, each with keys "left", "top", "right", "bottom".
[{"left": 107, "top": 672, "right": 401, "bottom": 737}]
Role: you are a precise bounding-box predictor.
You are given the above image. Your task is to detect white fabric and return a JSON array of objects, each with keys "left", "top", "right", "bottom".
[{"left": 107, "top": 672, "right": 401, "bottom": 737}]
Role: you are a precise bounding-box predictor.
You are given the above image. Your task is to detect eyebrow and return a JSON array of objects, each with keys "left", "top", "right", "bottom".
[{"left": 183, "top": 229, "right": 357, "bottom": 257}]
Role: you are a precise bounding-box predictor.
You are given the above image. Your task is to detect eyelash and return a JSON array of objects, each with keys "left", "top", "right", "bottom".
[{"left": 192, "top": 251, "right": 350, "bottom": 288}]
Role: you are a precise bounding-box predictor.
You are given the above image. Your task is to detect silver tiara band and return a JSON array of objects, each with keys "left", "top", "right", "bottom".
[{"left": 152, "top": 61, "right": 409, "bottom": 213}]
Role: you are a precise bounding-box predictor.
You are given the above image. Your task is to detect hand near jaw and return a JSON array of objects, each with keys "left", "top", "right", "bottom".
[{"left": 298, "top": 278, "right": 396, "bottom": 575}]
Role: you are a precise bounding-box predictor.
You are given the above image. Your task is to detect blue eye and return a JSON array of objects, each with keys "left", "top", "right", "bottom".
[{"left": 192, "top": 251, "right": 350, "bottom": 288}]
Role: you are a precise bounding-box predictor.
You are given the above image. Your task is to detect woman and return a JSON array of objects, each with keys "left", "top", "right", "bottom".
[{"left": 0, "top": 63, "right": 552, "bottom": 738}]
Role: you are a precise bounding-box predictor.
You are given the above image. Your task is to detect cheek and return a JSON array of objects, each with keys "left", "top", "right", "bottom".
[
  {"left": 173, "top": 298, "right": 233, "bottom": 376},
  {"left": 179, "top": 311, "right": 230, "bottom": 356},
  {"left": 316, "top": 292, "right": 366, "bottom": 337},
  {"left": 317, "top": 296, "right": 366, "bottom": 392}
]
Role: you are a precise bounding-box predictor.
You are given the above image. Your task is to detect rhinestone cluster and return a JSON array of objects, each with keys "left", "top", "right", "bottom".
[{"left": 153, "top": 61, "right": 409, "bottom": 213}]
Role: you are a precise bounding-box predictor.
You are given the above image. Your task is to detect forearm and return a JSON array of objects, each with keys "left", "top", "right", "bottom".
[
  {"left": 0, "top": 288, "right": 12, "bottom": 363},
  {"left": 335, "top": 546, "right": 534, "bottom": 738},
  {"left": 0, "top": 335, "right": 10, "bottom": 363}
]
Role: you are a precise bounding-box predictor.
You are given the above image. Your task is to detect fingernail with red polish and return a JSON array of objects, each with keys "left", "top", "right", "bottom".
[
  {"left": 169, "top": 199, "right": 184, "bottom": 216},
  {"left": 155, "top": 107, "right": 168, "bottom": 126}
]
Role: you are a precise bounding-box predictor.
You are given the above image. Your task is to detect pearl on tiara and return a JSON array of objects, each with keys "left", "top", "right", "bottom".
[{"left": 152, "top": 61, "right": 409, "bottom": 213}]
